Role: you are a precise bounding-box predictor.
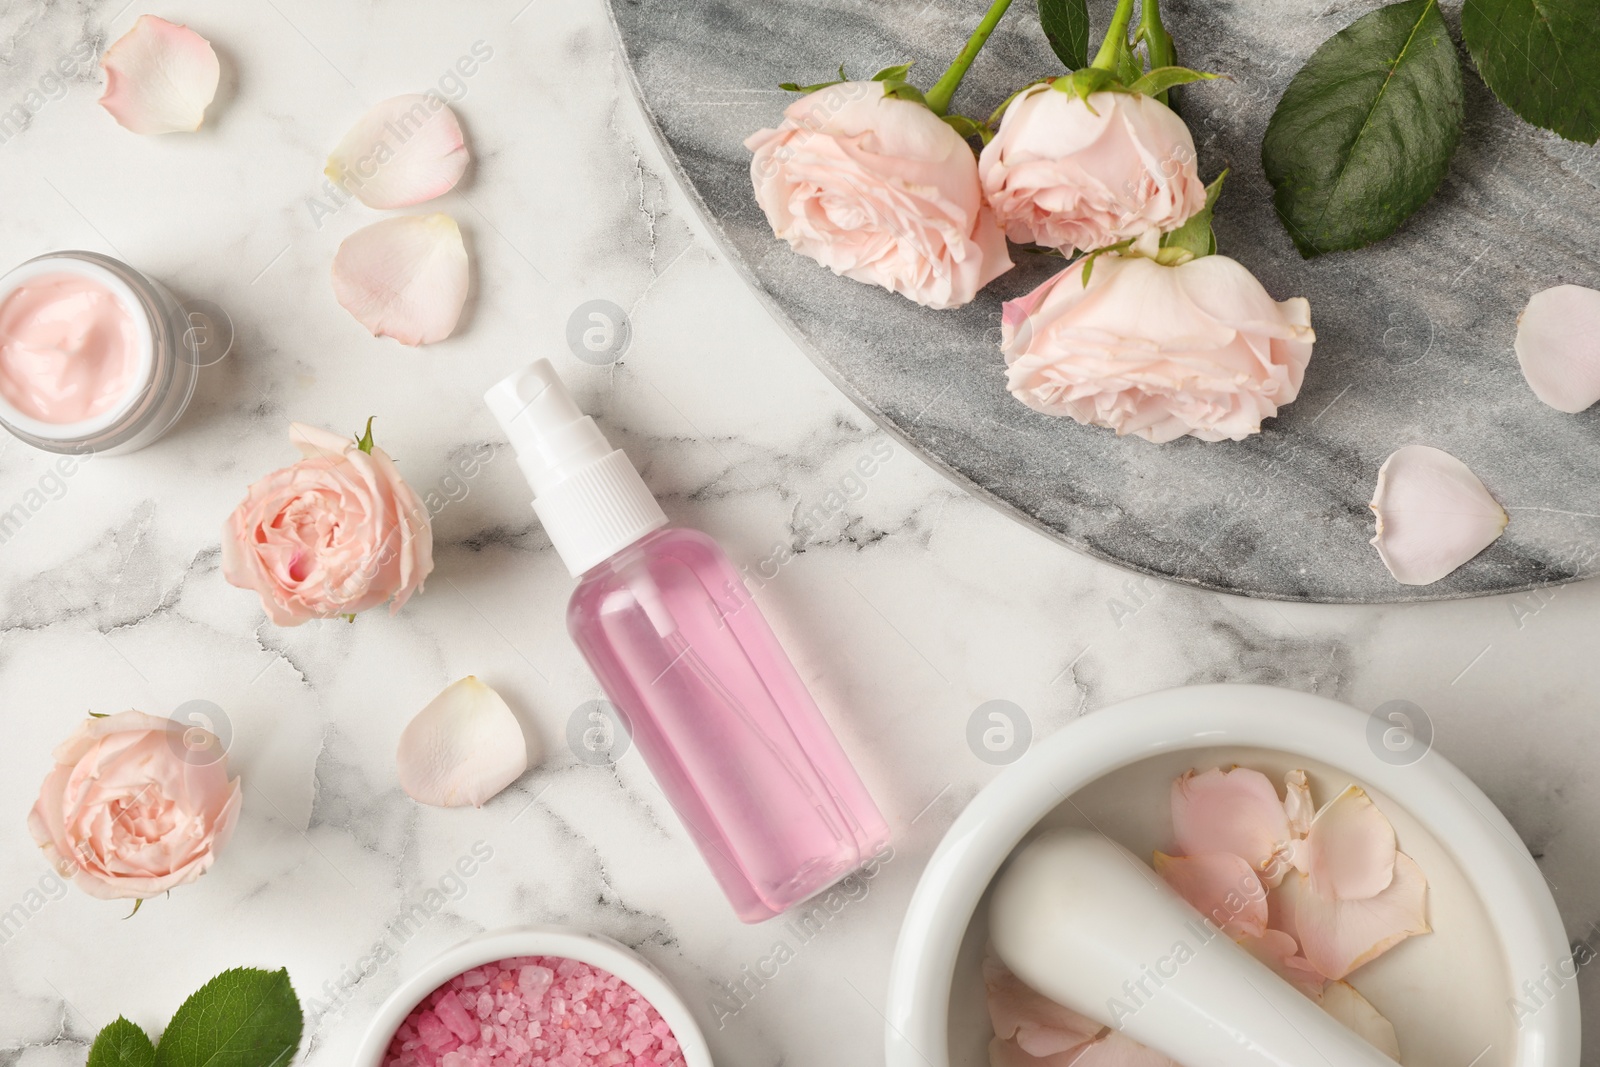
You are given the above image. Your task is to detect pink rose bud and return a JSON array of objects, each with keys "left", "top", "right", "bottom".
[
  {"left": 221, "top": 422, "right": 434, "bottom": 626},
  {"left": 1000, "top": 240, "right": 1315, "bottom": 443},
  {"left": 28, "top": 711, "right": 242, "bottom": 900},
  {"left": 979, "top": 86, "right": 1208, "bottom": 253},
  {"left": 746, "top": 81, "right": 1013, "bottom": 310}
]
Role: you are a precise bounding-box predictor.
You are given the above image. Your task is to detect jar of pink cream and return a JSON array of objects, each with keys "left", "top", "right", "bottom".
[{"left": 0, "top": 251, "right": 203, "bottom": 455}]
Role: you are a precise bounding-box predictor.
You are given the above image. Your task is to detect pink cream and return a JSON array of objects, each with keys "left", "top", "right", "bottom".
[{"left": 0, "top": 272, "right": 141, "bottom": 424}]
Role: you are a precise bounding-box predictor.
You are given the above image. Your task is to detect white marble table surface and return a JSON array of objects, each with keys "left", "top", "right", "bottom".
[{"left": 0, "top": 1, "right": 1596, "bottom": 1065}]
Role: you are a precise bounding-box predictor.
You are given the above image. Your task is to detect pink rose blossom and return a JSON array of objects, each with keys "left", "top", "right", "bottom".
[
  {"left": 28, "top": 711, "right": 242, "bottom": 900},
  {"left": 222, "top": 422, "right": 434, "bottom": 625},
  {"left": 746, "top": 81, "right": 1012, "bottom": 310},
  {"left": 979, "top": 86, "right": 1208, "bottom": 253},
  {"left": 1001, "top": 241, "right": 1314, "bottom": 443}
]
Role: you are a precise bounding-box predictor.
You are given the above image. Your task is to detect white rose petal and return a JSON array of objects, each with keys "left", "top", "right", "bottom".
[
  {"left": 99, "top": 15, "right": 220, "bottom": 135},
  {"left": 397, "top": 677, "right": 532, "bottom": 808},
  {"left": 331, "top": 214, "right": 469, "bottom": 346},
  {"left": 1369, "top": 445, "right": 1507, "bottom": 586},
  {"left": 1319, "top": 982, "right": 1401, "bottom": 1061},
  {"left": 326, "top": 94, "right": 470, "bottom": 209},
  {"left": 1514, "top": 283, "right": 1600, "bottom": 413}
]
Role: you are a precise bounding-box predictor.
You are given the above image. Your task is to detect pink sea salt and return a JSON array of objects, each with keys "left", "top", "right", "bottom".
[{"left": 381, "top": 955, "right": 688, "bottom": 1067}]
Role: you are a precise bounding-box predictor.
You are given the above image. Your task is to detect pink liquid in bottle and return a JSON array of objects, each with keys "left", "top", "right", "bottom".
[{"left": 487, "top": 361, "right": 890, "bottom": 922}]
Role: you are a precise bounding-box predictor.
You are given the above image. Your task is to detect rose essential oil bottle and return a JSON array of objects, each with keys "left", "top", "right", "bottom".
[{"left": 485, "top": 360, "right": 890, "bottom": 922}]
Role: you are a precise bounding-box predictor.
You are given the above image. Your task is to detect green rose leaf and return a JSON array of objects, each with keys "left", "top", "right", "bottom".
[
  {"left": 89, "top": 1018, "right": 157, "bottom": 1067},
  {"left": 1261, "top": 0, "right": 1463, "bottom": 257},
  {"left": 942, "top": 113, "right": 994, "bottom": 143},
  {"left": 1038, "top": 0, "right": 1091, "bottom": 70},
  {"left": 1462, "top": 0, "right": 1600, "bottom": 142},
  {"left": 353, "top": 416, "right": 375, "bottom": 454},
  {"left": 779, "top": 63, "right": 848, "bottom": 94},
  {"left": 1129, "top": 66, "right": 1218, "bottom": 100},
  {"left": 152, "top": 968, "right": 303, "bottom": 1067},
  {"left": 1053, "top": 66, "right": 1124, "bottom": 105}
]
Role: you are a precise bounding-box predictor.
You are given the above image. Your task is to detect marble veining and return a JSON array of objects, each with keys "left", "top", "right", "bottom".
[{"left": 0, "top": 2, "right": 1597, "bottom": 1067}]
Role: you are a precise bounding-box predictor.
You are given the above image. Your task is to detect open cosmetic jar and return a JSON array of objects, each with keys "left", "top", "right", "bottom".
[{"left": 0, "top": 251, "right": 203, "bottom": 455}]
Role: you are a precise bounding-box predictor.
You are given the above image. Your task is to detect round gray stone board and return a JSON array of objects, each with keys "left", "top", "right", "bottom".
[{"left": 605, "top": 0, "right": 1600, "bottom": 602}]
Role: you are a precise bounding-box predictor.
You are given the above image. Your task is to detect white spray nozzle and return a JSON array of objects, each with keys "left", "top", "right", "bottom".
[
  {"left": 989, "top": 830, "right": 1399, "bottom": 1067},
  {"left": 484, "top": 359, "right": 613, "bottom": 496},
  {"left": 484, "top": 360, "right": 667, "bottom": 577}
]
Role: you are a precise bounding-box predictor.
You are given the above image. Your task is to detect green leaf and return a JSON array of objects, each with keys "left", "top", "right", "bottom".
[
  {"left": 1075, "top": 238, "right": 1136, "bottom": 285},
  {"left": 152, "top": 968, "right": 303, "bottom": 1067},
  {"left": 872, "top": 62, "right": 915, "bottom": 82},
  {"left": 1162, "top": 168, "right": 1229, "bottom": 258},
  {"left": 353, "top": 416, "right": 375, "bottom": 454},
  {"left": 779, "top": 64, "right": 848, "bottom": 94},
  {"left": 1462, "top": 0, "right": 1600, "bottom": 142},
  {"left": 1038, "top": 0, "right": 1090, "bottom": 69},
  {"left": 89, "top": 1018, "right": 156, "bottom": 1067},
  {"left": 1053, "top": 67, "right": 1124, "bottom": 107},
  {"left": 1114, "top": 43, "right": 1143, "bottom": 86},
  {"left": 941, "top": 113, "right": 993, "bottom": 143},
  {"left": 1261, "top": 0, "right": 1463, "bottom": 257},
  {"left": 881, "top": 80, "right": 929, "bottom": 106},
  {"left": 1129, "top": 66, "right": 1218, "bottom": 99}
]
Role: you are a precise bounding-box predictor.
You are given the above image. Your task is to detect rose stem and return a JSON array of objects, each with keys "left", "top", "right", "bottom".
[
  {"left": 1138, "top": 0, "right": 1178, "bottom": 102},
  {"left": 1089, "top": 0, "right": 1138, "bottom": 72},
  {"left": 924, "top": 0, "right": 1015, "bottom": 116}
]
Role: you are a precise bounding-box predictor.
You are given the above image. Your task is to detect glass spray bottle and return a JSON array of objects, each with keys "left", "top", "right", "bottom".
[{"left": 485, "top": 360, "right": 891, "bottom": 922}]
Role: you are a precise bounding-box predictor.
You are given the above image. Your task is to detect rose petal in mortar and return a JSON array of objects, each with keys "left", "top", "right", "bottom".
[
  {"left": 1320, "top": 981, "right": 1401, "bottom": 1061},
  {"left": 1280, "top": 852, "right": 1430, "bottom": 981},
  {"left": 1154, "top": 850, "right": 1268, "bottom": 939},
  {"left": 1301, "top": 785, "right": 1397, "bottom": 901},
  {"left": 1171, "top": 767, "right": 1291, "bottom": 873}
]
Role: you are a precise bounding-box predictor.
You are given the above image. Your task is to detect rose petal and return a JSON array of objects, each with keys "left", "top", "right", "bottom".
[
  {"left": 325, "top": 94, "right": 470, "bottom": 209},
  {"left": 1369, "top": 445, "right": 1508, "bottom": 586},
  {"left": 989, "top": 1032, "right": 1179, "bottom": 1067},
  {"left": 1303, "top": 785, "right": 1397, "bottom": 900},
  {"left": 1283, "top": 769, "right": 1314, "bottom": 839},
  {"left": 1285, "top": 852, "right": 1430, "bottom": 980},
  {"left": 1240, "top": 929, "right": 1326, "bottom": 1000},
  {"left": 983, "top": 953, "right": 1103, "bottom": 1057},
  {"left": 1153, "top": 851, "right": 1268, "bottom": 939},
  {"left": 1514, "top": 284, "right": 1600, "bottom": 413},
  {"left": 99, "top": 16, "right": 219, "bottom": 135},
  {"left": 1069, "top": 1031, "right": 1181, "bottom": 1067},
  {"left": 1171, "top": 767, "right": 1292, "bottom": 872},
  {"left": 397, "top": 677, "right": 531, "bottom": 808},
  {"left": 1320, "top": 981, "right": 1401, "bottom": 1061},
  {"left": 331, "top": 214, "right": 468, "bottom": 346}
]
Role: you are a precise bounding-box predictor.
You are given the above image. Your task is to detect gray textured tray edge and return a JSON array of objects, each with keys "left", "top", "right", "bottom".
[{"left": 602, "top": 5, "right": 1580, "bottom": 606}]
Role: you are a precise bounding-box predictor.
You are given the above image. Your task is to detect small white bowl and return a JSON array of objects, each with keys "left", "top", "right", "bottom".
[
  {"left": 354, "top": 925, "right": 714, "bottom": 1067},
  {"left": 885, "top": 684, "right": 1579, "bottom": 1067}
]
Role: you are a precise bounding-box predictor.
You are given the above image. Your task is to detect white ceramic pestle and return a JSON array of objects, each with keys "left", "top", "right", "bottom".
[{"left": 989, "top": 829, "right": 1400, "bottom": 1067}]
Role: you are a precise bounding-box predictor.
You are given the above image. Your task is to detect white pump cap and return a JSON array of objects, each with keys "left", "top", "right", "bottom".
[{"left": 485, "top": 360, "right": 667, "bottom": 577}]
